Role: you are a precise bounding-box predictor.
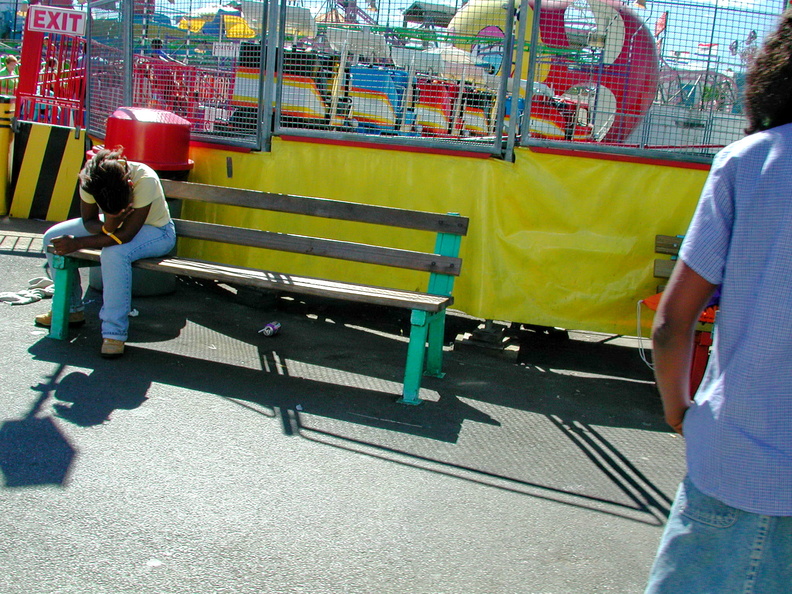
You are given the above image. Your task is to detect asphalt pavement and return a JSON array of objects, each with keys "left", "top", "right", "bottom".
[{"left": 0, "top": 216, "right": 685, "bottom": 594}]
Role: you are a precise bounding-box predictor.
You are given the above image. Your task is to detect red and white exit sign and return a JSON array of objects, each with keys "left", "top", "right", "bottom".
[{"left": 28, "top": 6, "right": 87, "bottom": 37}]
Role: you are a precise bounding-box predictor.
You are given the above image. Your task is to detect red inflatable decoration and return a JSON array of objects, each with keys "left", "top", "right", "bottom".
[{"left": 537, "top": 0, "right": 659, "bottom": 143}]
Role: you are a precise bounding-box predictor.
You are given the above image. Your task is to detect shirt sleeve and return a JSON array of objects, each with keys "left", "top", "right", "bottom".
[
  {"left": 131, "top": 173, "right": 162, "bottom": 209},
  {"left": 79, "top": 186, "right": 96, "bottom": 204},
  {"left": 679, "top": 146, "right": 736, "bottom": 286}
]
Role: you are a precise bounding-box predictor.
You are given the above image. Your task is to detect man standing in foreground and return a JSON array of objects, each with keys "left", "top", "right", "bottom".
[{"left": 645, "top": 9, "right": 792, "bottom": 593}]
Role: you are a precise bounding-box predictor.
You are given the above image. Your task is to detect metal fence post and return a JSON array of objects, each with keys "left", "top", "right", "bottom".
[
  {"left": 504, "top": 0, "right": 530, "bottom": 161},
  {"left": 259, "top": 0, "right": 279, "bottom": 152},
  {"left": 519, "top": 0, "right": 541, "bottom": 148}
]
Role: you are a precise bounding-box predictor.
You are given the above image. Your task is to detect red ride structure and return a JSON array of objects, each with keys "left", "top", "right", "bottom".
[{"left": 535, "top": 0, "right": 660, "bottom": 143}]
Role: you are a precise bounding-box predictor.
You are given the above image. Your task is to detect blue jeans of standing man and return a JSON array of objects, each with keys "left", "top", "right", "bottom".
[
  {"left": 43, "top": 218, "right": 176, "bottom": 341},
  {"left": 645, "top": 475, "right": 792, "bottom": 593}
]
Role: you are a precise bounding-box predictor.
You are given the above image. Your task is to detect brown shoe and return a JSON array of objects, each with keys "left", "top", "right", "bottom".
[
  {"left": 101, "top": 338, "right": 125, "bottom": 359},
  {"left": 34, "top": 310, "right": 86, "bottom": 327}
]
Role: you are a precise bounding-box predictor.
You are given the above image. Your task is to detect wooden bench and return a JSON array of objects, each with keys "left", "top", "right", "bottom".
[
  {"left": 649, "top": 234, "right": 716, "bottom": 393},
  {"left": 47, "top": 180, "right": 469, "bottom": 405}
]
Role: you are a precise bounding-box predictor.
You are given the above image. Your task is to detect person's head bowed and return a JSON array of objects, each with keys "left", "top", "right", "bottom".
[{"left": 79, "top": 148, "right": 132, "bottom": 215}]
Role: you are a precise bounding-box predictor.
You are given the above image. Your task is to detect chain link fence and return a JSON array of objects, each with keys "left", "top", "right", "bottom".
[{"left": 78, "top": 0, "right": 786, "bottom": 160}]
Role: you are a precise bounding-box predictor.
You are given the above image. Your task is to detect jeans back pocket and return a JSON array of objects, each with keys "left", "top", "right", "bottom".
[{"left": 680, "top": 476, "right": 740, "bottom": 528}]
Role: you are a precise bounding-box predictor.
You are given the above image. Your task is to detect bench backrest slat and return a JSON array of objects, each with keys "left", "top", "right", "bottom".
[
  {"left": 163, "top": 180, "right": 469, "bottom": 236},
  {"left": 174, "top": 219, "right": 463, "bottom": 276},
  {"left": 655, "top": 235, "right": 682, "bottom": 255}
]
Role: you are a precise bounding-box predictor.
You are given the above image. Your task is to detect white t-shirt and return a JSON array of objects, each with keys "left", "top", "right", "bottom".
[{"left": 79, "top": 161, "right": 171, "bottom": 228}]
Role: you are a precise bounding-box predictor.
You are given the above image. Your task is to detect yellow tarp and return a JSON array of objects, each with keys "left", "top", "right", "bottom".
[
  {"left": 221, "top": 15, "right": 256, "bottom": 39},
  {"left": 177, "top": 17, "right": 206, "bottom": 33},
  {"left": 184, "top": 139, "right": 707, "bottom": 335},
  {"left": 177, "top": 14, "right": 256, "bottom": 38}
]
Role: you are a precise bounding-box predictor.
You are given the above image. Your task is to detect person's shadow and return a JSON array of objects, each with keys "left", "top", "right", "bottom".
[{"left": 47, "top": 369, "right": 150, "bottom": 427}]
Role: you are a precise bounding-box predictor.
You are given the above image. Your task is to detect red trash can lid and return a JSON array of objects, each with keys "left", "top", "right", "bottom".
[{"left": 97, "top": 107, "right": 194, "bottom": 171}]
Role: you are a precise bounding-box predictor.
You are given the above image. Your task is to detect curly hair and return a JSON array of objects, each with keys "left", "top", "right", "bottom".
[
  {"left": 79, "top": 147, "right": 131, "bottom": 214},
  {"left": 744, "top": 8, "right": 792, "bottom": 134}
]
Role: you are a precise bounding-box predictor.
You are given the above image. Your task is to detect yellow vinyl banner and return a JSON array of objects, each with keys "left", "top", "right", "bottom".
[{"left": 183, "top": 139, "right": 707, "bottom": 335}]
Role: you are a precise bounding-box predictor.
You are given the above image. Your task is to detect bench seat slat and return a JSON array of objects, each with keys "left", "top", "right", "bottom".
[
  {"left": 173, "top": 219, "right": 463, "bottom": 276},
  {"left": 163, "top": 180, "right": 469, "bottom": 236},
  {"left": 58, "top": 249, "right": 452, "bottom": 312}
]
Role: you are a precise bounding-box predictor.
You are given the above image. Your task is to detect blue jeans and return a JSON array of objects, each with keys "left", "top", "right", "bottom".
[
  {"left": 44, "top": 218, "right": 176, "bottom": 341},
  {"left": 645, "top": 475, "right": 792, "bottom": 593}
]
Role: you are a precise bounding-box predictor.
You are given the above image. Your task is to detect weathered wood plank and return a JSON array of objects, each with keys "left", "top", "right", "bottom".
[
  {"left": 173, "top": 219, "right": 463, "bottom": 276},
  {"left": 654, "top": 258, "right": 676, "bottom": 279},
  {"left": 53, "top": 248, "right": 452, "bottom": 312},
  {"left": 655, "top": 235, "right": 683, "bottom": 256},
  {"left": 162, "top": 180, "right": 469, "bottom": 236}
]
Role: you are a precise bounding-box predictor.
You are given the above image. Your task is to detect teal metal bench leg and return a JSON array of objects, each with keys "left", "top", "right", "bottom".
[
  {"left": 48, "top": 255, "right": 96, "bottom": 340},
  {"left": 49, "top": 265, "right": 76, "bottom": 340},
  {"left": 424, "top": 310, "right": 446, "bottom": 379},
  {"left": 399, "top": 309, "right": 430, "bottom": 405}
]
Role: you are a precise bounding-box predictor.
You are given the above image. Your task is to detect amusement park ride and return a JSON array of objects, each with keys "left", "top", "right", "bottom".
[
  {"left": 13, "top": 0, "right": 747, "bottom": 151},
  {"left": 232, "top": 0, "right": 661, "bottom": 144}
]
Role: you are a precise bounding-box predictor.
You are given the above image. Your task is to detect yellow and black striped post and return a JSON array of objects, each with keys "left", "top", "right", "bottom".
[
  {"left": 0, "top": 96, "right": 14, "bottom": 216},
  {"left": 9, "top": 122, "right": 88, "bottom": 221}
]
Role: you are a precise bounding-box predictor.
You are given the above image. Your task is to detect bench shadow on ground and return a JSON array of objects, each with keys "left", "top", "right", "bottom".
[{"left": 25, "top": 276, "right": 676, "bottom": 524}]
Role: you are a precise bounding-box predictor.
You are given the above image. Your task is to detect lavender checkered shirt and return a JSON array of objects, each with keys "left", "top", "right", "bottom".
[{"left": 680, "top": 123, "right": 792, "bottom": 515}]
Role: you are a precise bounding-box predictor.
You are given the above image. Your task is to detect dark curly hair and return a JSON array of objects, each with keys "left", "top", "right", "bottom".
[
  {"left": 744, "top": 8, "right": 792, "bottom": 134},
  {"left": 79, "top": 147, "right": 131, "bottom": 214}
]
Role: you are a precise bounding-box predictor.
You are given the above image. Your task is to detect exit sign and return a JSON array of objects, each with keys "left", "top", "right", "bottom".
[{"left": 28, "top": 6, "right": 87, "bottom": 37}]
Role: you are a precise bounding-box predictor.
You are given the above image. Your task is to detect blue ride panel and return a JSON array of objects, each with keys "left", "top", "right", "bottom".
[{"left": 347, "top": 66, "right": 410, "bottom": 133}]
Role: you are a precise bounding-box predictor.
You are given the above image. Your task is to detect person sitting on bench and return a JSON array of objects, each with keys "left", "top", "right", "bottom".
[{"left": 35, "top": 148, "right": 176, "bottom": 358}]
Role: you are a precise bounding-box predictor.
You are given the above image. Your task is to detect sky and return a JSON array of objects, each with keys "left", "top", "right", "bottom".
[{"left": 638, "top": 0, "right": 786, "bottom": 70}]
